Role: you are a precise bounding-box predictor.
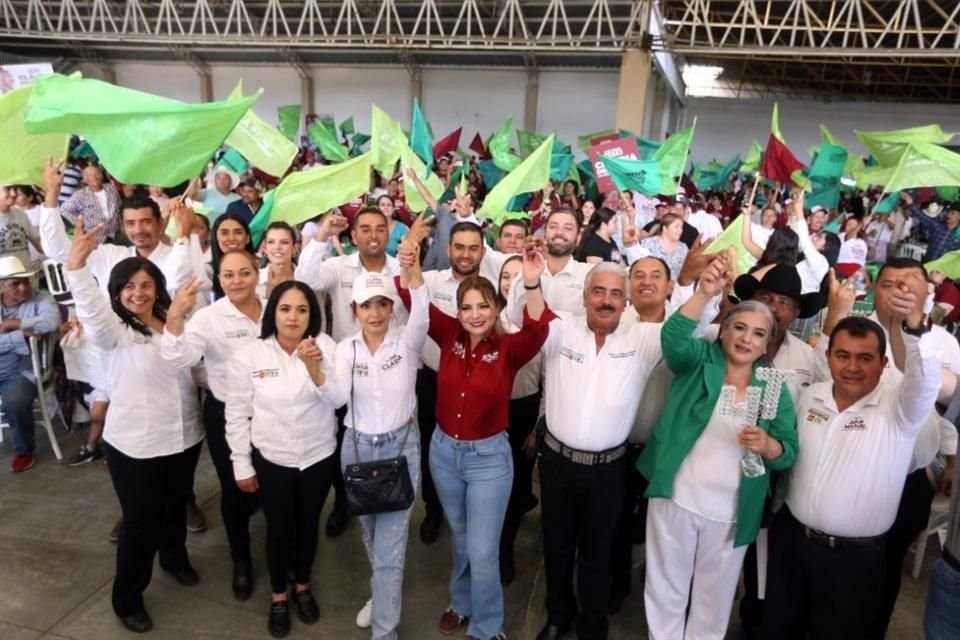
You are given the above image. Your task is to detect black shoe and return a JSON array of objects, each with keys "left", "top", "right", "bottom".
[
  {"left": 232, "top": 560, "right": 253, "bottom": 601},
  {"left": 325, "top": 503, "right": 349, "bottom": 538},
  {"left": 420, "top": 511, "right": 442, "bottom": 545},
  {"left": 66, "top": 444, "right": 103, "bottom": 467},
  {"left": 268, "top": 600, "right": 291, "bottom": 638},
  {"left": 500, "top": 553, "right": 515, "bottom": 586},
  {"left": 536, "top": 621, "right": 572, "bottom": 640},
  {"left": 164, "top": 564, "right": 200, "bottom": 587},
  {"left": 120, "top": 610, "right": 153, "bottom": 633},
  {"left": 294, "top": 588, "right": 320, "bottom": 624}
]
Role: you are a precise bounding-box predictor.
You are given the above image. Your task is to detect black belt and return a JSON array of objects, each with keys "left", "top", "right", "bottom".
[
  {"left": 802, "top": 526, "right": 884, "bottom": 549},
  {"left": 543, "top": 430, "right": 626, "bottom": 466}
]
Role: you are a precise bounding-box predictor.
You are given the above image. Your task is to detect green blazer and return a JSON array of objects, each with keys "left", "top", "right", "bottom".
[{"left": 636, "top": 312, "right": 798, "bottom": 547}]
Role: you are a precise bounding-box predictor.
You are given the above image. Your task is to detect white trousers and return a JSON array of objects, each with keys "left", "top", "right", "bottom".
[{"left": 644, "top": 498, "right": 748, "bottom": 640}]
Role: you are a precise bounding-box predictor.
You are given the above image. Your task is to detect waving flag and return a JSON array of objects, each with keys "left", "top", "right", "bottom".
[
  {"left": 224, "top": 82, "right": 297, "bottom": 177},
  {"left": 760, "top": 134, "right": 806, "bottom": 187},
  {"left": 856, "top": 124, "right": 954, "bottom": 167},
  {"left": 277, "top": 105, "right": 301, "bottom": 141},
  {"left": 0, "top": 83, "right": 69, "bottom": 186},
  {"left": 409, "top": 98, "right": 433, "bottom": 165},
  {"left": 478, "top": 135, "right": 554, "bottom": 225},
  {"left": 432, "top": 127, "right": 462, "bottom": 160},
  {"left": 489, "top": 117, "right": 523, "bottom": 172},
  {"left": 308, "top": 120, "right": 349, "bottom": 163},
  {"left": 654, "top": 122, "right": 696, "bottom": 192},
  {"left": 370, "top": 105, "right": 407, "bottom": 177},
  {"left": 599, "top": 156, "right": 663, "bottom": 196}
]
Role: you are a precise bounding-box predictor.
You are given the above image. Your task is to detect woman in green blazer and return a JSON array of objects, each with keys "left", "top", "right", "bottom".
[{"left": 637, "top": 256, "right": 798, "bottom": 640}]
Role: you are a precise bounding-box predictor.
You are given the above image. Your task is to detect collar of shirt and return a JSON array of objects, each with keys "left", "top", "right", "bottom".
[
  {"left": 346, "top": 251, "right": 399, "bottom": 274},
  {"left": 810, "top": 377, "right": 884, "bottom": 414}
]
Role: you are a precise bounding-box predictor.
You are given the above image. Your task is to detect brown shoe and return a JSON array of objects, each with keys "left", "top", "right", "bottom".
[{"left": 438, "top": 609, "right": 469, "bottom": 635}]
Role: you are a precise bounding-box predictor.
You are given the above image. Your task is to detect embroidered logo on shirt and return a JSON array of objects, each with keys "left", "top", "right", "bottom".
[
  {"left": 842, "top": 416, "right": 866, "bottom": 431},
  {"left": 224, "top": 329, "right": 250, "bottom": 339},
  {"left": 805, "top": 408, "right": 831, "bottom": 424},
  {"left": 481, "top": 351, "right": 500, "bottom": 363},
  {"left": 252, "top": 368, "right": 280, "bottom": 379},
  {"left": 382, "top": 355, "right": 403, "bottom": 371},
  {"left": 608, "top": 350, "right": 636, "bottom": 359},
  {"left": 433, "top": 292, "right": 454, "bottom": 303},
  {"left": 559, "top": 345, "right": 584, "bottom": 364},
  {"left": 452, "top": 341, "right": 466, "bottom": 359},
  {"left": 353, "top": 363, "right": 370, "bottom": 377}
]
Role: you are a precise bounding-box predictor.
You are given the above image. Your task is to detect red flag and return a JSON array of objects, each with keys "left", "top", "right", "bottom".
[
  {"left": 468, "top": 132, "right": 490, "bottom": 159},
  {"left": 760, "top": 133, "right": 805, "bottom": 184},
  {"left": 433, "top": 127, "right": 462, "bottom": 160}
]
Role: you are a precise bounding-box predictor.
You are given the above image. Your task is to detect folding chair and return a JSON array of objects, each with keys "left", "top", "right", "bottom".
[{"left": 29, "top": 333, "right": 64, "bottom": 461}]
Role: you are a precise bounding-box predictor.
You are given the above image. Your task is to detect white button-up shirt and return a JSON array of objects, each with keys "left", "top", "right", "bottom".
[
  {"left": 331, "top": 284, "right": 429, "bottom": 435},
  {"left": 40, "top": 206, "right": 193, "bottom": 297},
  {"left": 787, "top": 331, "right": 941, "bottom": 537},
  {"left": 66, "top": 266, "right": 203, "bottom": 459},
  {"left": 225, "top": 334, "right": 339, "bottom": 480},
  {"left": 160, "top": 296, "right": 263, "bottom": 401},
  {"left": 687, "top": 210, "right": 723, "bottom": 242},
  {"left": 540, "top": 312, "right": 663, "bottom": 451},
  {"left": 295, "top": 241, "right": 406, "bottom": 341}
]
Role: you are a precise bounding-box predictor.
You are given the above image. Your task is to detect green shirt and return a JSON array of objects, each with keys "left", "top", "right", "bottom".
[{"left": 636, "top": 312, "right": 798, "bottom": 547}]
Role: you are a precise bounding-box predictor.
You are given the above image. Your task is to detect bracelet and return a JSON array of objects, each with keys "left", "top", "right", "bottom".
[
  {"left": 901, "top": 317, "right": 932, "bottom": 336},
  {"left": 523, "top": 281, "right": 541, "bottom": 291}
]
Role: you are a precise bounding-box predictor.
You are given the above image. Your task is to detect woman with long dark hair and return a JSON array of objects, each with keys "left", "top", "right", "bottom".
[
  {"left": 209, "top": 213, "right": 255, "bottom": 300},
  {"left": 575, "top": 206, "right": 622, "bottom": 264},
  {"left": 65, "top": 217, "right": 204, "bottom": 634},
  {"left": 258, "top": 221, "right": 299, "bottom": 300},
  {"left": 162, "top": 249, "right": 264, "bottom": 602},
  {"left": 226, "top": 281, "right": 339, "bottom": 638}
]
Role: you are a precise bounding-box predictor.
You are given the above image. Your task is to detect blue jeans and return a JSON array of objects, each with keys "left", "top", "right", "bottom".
[
  {"left": 925, "top": 553, "right": 960, "bottom": 639},
  {"left": 430, "top": 428, "right": 513, "bottom": 640},
  {"left": 0, "top": 375, "right": 37, "bottom": 455},
  {"left": 341, "top": 423, "right": 420, "bottom": 640}
]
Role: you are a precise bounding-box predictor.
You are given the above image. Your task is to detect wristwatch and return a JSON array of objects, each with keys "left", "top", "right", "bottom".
[{"left": 901, "top": 317, "right": 932, "bottom": 336}]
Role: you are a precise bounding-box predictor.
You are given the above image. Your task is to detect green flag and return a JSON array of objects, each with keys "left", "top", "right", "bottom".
[
  {"left": 277, "top": 104, "right": 301, "bottom": 141},
  {"left": 352, "top": 132, "right": 371, "bottom": 148},
  {"left": 878, "top": 142, "right": 960, "bottom": 192},
  {"left": 550, "top": 138, "right": 575, "bottom": 182},
  {"left": 703, "top": 214, "right": 755, "bottom": 275},
  {"left": 224, "top": 82, "right": 297, "bottom": 178},
  {"left": 855, "top": 124, "right": 954, "bottom": 167},
  {"left": 249, "top": 152, "right": 371, "bottom": 243},
  {"left": 634, "top": 136, "right": 662, "bottom": 160},
  {"left": 806, "top": 179, "right": 841, "bottom": 211},
  {"left": 308, "top": 120, "right": 349, "bottom": 163},
  {"left": 696, "top": 155, "right": 740, "bottom": 192},
  {"left": 873, "top": 192, "right": 901, "bottom": 214},
  {"left": 0, "top": 83, "right": 69, "bottom": 186},
  {"left": 937, "top": 187, "right": 960, "bottom": 201},
  {"left": 654, "top": 122, "right": 696, "bottom": 192},
  {"left": 926, "top": 250, "right": 960, "bottom": 280},
  {"left": 808, "top": 143, "right": 848, "bottom": 180},
  {"left": 741, "top": 140, "right": 763, "bottom": 172},
  {"left": 478, "top": 134, "right": 554, "bottom": 226},
  {"left": 517, "top": 130, "right": 548, "bottom": 157},
  {"left": 489, "top": 117, "right": 522, "bottom": 172},
  {"left": 216, "top": 148, "right": 249, "bottom": 176},
  {"left": 370, "top": 105, "right": 407, "bottom": 177},
  {"left": 820, "top": 124, "right": 841, "bottom": 146},
  {"left": 400, "top": 147, "right": 445, "bottom": 213},
  {"left": 410, "top": 98, "right": 433, "bottom": 165},
  {"left": 599, "top": 156, "right": 662, "bottom": 196},
  {"left": 339, "top": 116, "right": 355, "bottom": 137},
  {"left": 771, "top": 103, "right": 785, "bottom": 143},
  {"left": 24, "top": 73, "right": 257, "bottom": 187}
]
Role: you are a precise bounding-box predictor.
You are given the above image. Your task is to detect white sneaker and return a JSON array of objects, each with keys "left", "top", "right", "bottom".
[{"left": 356, "top": 598, "right": 372, "bottom": 629}]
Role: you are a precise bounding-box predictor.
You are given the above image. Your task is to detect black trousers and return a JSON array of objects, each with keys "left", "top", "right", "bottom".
[
  {"left": 762, "top": 508, "right": 886, "bottom": 640},
  {"left": 105, "top": 441, "right": 203, "bottom": 617},
  {"left": 331, "top": 405, "right": 348, "bottom": 509},
  {"left": 609, "top": 445, "right": 646, "bottom": 599},
  {"left": 416, "top": 367, "right": 442, "bottom": 516},
  {"left": 203, "top": 394, "right": 257, "bottom": 562},
  {"left": 539, "top": 443, "right": 627, "bottom": 640},
  {"left": 869, "top": 468, "right": 936, "bottom": 639},
  {"left": 254, "top": 450, "right": 337, "bottom": 594},
  {"left": 500, "top": 392, "right": 541, "bottom": 560}
]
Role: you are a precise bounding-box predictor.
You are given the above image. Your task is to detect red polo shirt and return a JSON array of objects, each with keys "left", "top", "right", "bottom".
[{"left": 427, "top": 303, "right": 554, "bottom": 440}]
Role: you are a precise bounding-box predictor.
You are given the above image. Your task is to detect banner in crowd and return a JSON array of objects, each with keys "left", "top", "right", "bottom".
[
  {"left": 599, "top": 155, "right": 662, "bottom": 196},
  {"left": 589, "top": 137, "right": 642, "bottom": 193},
  {"left": 0, "top": 63, "right": 53, "bottom": 95},
  {"left": 24, "top": 74, "right": 258, "bottom": 187},
  {"left": 0, "top": 83, "right": 69, "bottom": 186}
]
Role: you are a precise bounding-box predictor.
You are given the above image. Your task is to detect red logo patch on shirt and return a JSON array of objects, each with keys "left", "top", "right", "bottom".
[
  {"left": 805, "top": 408, "right": 831, "bottom": 424},
  {"left": 842, "top": 416, "right": 866, "bottom": 431}
]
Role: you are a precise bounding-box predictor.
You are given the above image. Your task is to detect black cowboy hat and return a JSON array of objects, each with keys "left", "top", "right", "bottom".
[{"left": 733, "top": 264, "right": 821, "bottom": 319}]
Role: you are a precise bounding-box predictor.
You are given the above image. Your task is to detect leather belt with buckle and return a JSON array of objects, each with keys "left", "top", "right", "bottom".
[
  {"left": 543, "top": 430, "right": 626, "bottom": 466},
  {"left": 803, "top": 526, "right": 884, "bottom": 549}
]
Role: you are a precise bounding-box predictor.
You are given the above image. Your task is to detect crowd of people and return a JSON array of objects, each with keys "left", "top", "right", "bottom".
[{"left": 3, "top": 133, "right": 960, "bottom": 640}]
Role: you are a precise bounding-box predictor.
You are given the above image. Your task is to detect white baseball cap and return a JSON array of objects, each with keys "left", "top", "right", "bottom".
[
  {"left": 351, "top": 273, "right": 396, "bottom": 305},
  {"left": 809, "top": 205, "right": 826, "bottom": 214}
]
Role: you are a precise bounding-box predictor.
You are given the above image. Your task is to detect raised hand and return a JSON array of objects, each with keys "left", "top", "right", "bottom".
[
  {"left": 168, "top": 277, "right": 202, "bottom": 321},
  {"left": 66, "top": 215, "right": 103, "bottom": 270},
  {"left": 296, "top": 337, "right": 325, "bottom": 385},
  {"left": 406, "top": 210, "right": 433, "bottom": 247},
  {"left": 889, "top": 269, "right": 929, "bottom": 327},
  {"left": 317, "top": 212, "right": 349, "bottom": 242},
  {"left": 170, "top": 199, "right": 196, "bottom": 239},
  {"left": 522, "top": 236, "right": 547, "bottom": 285},
  {"left": 43, "top": 155, "right": 64, "bottom": 207},
  {"left": 677, "top": 235, "right": 710, "bottom": 286},
  {"left": 697, "top": 255, "right": 728, "bottom": 297},
  {"left": 621, "top": 211, "right": 639, "bottom": 246},
  {"left": 827, "top": 268, "right": 857, "bottom": 317},
  {"left": 787, "top": 190, "right": 805, "bottom": 221}
]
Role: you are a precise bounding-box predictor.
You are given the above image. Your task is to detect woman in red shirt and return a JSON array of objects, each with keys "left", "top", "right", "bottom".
[{"left": 400, "top": 244, "right": 553, "bottom": 640}]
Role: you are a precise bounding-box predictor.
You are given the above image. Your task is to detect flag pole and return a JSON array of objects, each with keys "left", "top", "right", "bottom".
[{"left": 745, "top": 173, "right": 761, "bottom": 215}]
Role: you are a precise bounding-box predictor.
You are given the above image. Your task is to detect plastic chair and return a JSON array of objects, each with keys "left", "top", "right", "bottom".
[
  {"left": 43, "top": 258, "right": 70, "bottom": 297},
  {"left": 912, "top": 494, "right": 951, "bottom": 579},
  {"left": 29, "top": 333, "right": 64, "bottom": 462}
]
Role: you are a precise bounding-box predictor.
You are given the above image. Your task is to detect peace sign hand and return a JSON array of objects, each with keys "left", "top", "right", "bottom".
[
  {"left": 66, "top": 215, "right": 103, "bottom": 271},
  {"left": 168, "top": 277, "right": 203, "bottom": 321}
]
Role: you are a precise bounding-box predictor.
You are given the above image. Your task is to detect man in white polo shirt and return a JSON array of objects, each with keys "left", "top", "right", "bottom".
[{"left": 762, "top": 267, "right": 940, "bottom": 640}]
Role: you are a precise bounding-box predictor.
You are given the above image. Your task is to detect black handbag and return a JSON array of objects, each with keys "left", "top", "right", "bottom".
[{"left": 342, "top": 344, "right": 416, "bottom": 516}]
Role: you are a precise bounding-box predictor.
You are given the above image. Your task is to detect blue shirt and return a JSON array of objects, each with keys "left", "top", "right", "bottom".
[
  {"left": 200, "top": 188, "right": 241, "bottom": 223},
  {"left": 386, "top": 221, "right": 409, "bottom": 257},
  {"left": 911, "top": 203, "right": 960, "bottom": 262},
  {"left": 0, "top": 291, "right": 60, "bottom": 382}
]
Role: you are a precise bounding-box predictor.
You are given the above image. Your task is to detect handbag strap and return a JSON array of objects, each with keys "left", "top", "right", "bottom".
[{"left": 350, "top": 341, "right": 413, "bottom": 464}]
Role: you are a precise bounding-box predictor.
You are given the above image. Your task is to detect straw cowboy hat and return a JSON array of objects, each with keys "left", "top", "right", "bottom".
[{"left": 924, "top": 202, "right": 944, "bottom": 217}]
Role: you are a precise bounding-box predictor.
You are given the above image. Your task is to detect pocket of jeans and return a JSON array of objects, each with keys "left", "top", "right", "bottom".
[{"left": 934, "top": 558, "right": 960, "bottom": 590}]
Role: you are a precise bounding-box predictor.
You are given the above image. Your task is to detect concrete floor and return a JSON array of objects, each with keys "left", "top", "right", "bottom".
[{"left": 0, "top": 425, "right": 935, "bottom": 640}]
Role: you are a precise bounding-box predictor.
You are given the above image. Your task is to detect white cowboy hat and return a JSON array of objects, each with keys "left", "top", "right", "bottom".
[
  {"left": 925, "top": 202, "right": 944, "bottom": 217},
  {"left": 209, "top": 165, "right": 241, "bottom": 191},
  {"left": 0, "top": 256, "right": 38, "bottom": 280}
]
